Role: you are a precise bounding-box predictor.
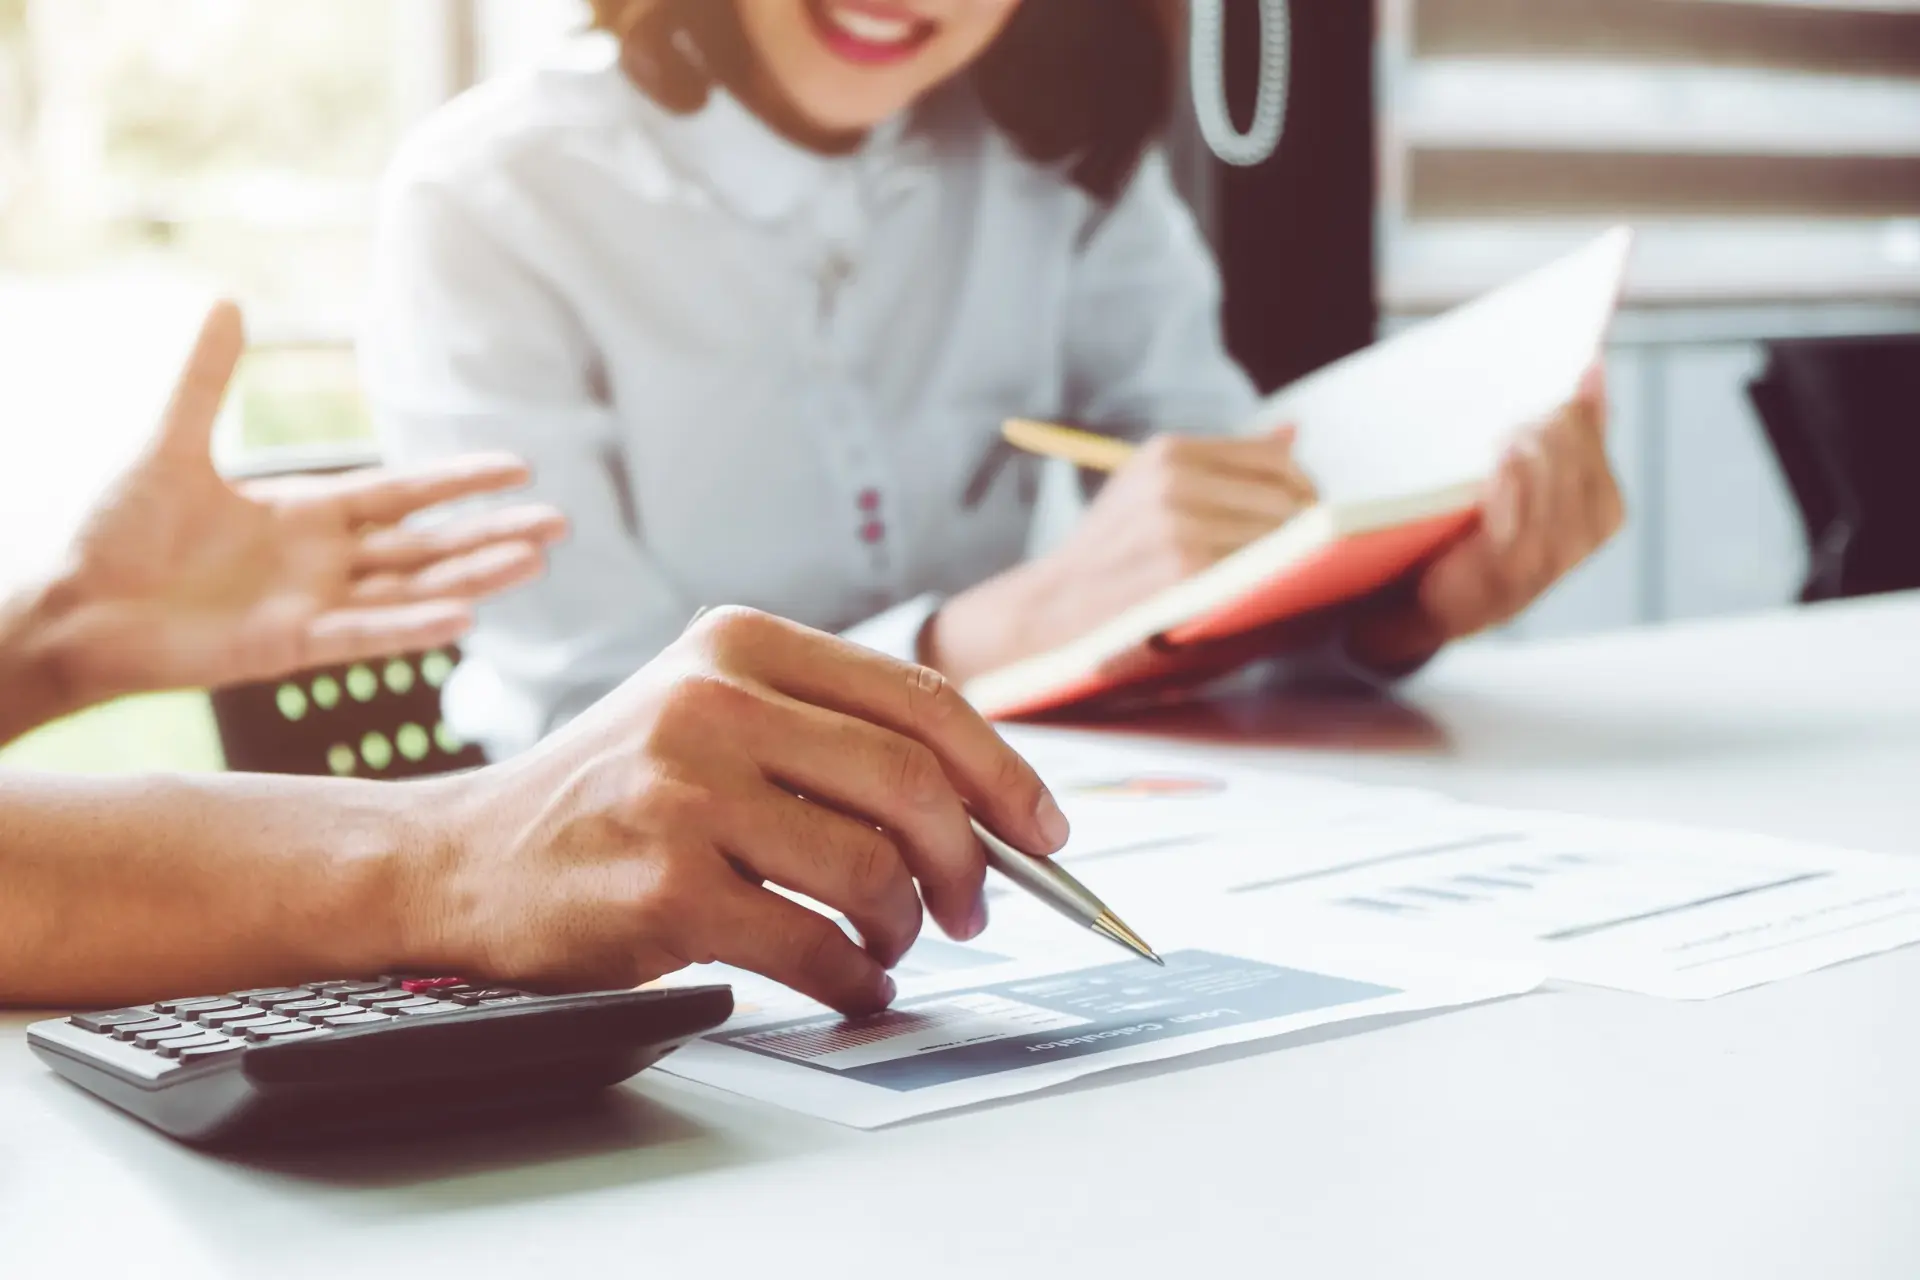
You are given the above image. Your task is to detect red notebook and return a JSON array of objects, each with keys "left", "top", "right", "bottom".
[{"left": 964, "top": 229, "right": 1635, "bottom": 720}]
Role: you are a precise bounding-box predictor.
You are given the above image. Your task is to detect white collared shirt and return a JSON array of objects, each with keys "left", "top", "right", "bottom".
[{"left": 362, "top": 36, "right": 1260, "bottom": 758}]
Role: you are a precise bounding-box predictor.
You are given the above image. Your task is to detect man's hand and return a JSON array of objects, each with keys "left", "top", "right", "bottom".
[
  {"left": 1346, "top": 366, "right": 1624, "bottom": 672},
  {"left": 414, "top": 608, "right": 1073, "bottom": 1016},
  {"left": 37, "top": 301, "right": 567, "bottom": 709}
]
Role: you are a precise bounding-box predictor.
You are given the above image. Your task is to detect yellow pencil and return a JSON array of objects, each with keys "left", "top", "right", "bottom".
[{"left": 1001, "top": 419, "right": 1138, "bottom": 474}]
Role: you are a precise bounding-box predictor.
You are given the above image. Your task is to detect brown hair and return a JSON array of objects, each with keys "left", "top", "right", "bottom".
[{"left": 588, "top": 0, "right": 1181, "bottom": 201}]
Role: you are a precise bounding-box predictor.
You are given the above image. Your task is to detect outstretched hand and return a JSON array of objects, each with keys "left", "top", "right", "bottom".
[{"left": 44, "top": 301, "right": 567, "bottom": 706}]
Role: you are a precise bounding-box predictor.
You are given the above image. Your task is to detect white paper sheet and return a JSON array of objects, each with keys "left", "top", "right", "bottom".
[
  {"left": 1098, "top": 804, "right": 1920, "bottom": 1000},
  {"left": 1003, "top": 728, "right": 1454, "bottom": 861},
  {"left": 1001, "top": 735, "right": 1920, "bottom": 999}
]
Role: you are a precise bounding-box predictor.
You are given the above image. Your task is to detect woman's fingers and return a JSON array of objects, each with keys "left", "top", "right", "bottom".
[
  {"left": 1503, "top": 433, "right": 1558, "bottom": 597},
  {"left": 1147, "top": 432, "right": 1318, "bottom": 503},
  {"left": 1196, "top": 429, "right": 1318, "bottom": 497},
  {"left": 1536, "top": 424, "right": 1596, "bottom": 584},
  {"left": 1483, "top": 443, "right": 1524, "bottom": 551},
  {"left": 295, "top": 601, "right": 475, "bottom": 673},
  {"left": 690, "top": 610, "right": 1069, "bottom": 860},
  {"left": 1557, "top": 395, "right": 1625, "bottom": 556},
  {"left": 353, "top": 503, "right": 567, "bottom": 573},
  {"left": 1169, "top": 468, "right": 1311, "bottom": 529},
  {"left": 153, "top": 301, "right": 246, "bottom": 463},
  {"left": 1128, "top": 431, "right": 1319, "bottom": 567},
  {"left": 1416, "top": 452, "right": 1528, "bottom": 639},
  {"left": 350, "top": 541, "right": 548, "bottom": 608},
  {"left": 329, "top": 453, "right": 536, "bottom": 527},
  {"left": 1578, "top": 362, "right": 1610, "bottom": 432},
  {"left": 716, "top": 786, "right": 924, "bottom": 967},
  {"left": 1511, "top": 402, "right": 1614, "bottom": 593}
]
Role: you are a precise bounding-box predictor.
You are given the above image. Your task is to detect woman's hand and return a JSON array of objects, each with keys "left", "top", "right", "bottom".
[
  {"left": 1345, "top": 366, "right": 1624, "bottom": 673},
  {"left": 926, "top": 429, "right": 1316, "bottom": 683},
  {"left": 413, "top": 608, "right": 1072, "bottom": 1016},
  {"left": 32, "top": 301, "right": 568, "bottom": 713}
]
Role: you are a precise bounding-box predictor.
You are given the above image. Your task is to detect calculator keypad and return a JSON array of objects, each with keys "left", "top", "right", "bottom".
[{"left": 59, "top": 976, "right": 536, "bottom": 1071}]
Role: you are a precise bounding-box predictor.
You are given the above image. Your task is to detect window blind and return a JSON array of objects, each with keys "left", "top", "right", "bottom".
[{"left": 1379, "top": 0, "right": 1920, "bottom": 311}]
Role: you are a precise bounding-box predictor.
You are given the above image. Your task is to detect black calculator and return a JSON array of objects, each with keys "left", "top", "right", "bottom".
[{"left": 27, "top": 976, "right": 732, "bottom": 1149}]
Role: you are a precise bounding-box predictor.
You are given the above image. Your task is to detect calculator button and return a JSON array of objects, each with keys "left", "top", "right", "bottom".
[
  {"left": 400, "top": 977, "right": 468, "bottom": 994},
  {"left": 314, "top": 1010, "right": 392, "bottom": 1028},
  {"left": 174, "top": 1041, "right": 249, "bottom": 1063},
  {"left": 110, "top": 1018, "right": 180, "bottom": 1041},
  {"left": 230, "top": 1016, "right": 297, "bottom": 1034},
  {"left": 213, "top": 1016, "right": 285, "bottom": 1036},
  {"left": 70, "top": 1009, "right": 166, "bottom": 1034},
  {"left": 154, "top": 996, "right": 239, "bottom": 1016},
  {"left": 199, "top": 1008, "right": 273, "bottom": 1029},
  {"left": 132, "top": 1026, "right": 206, "bottom": 1049},
  {"left": 243, "top": 1022, "right": 325, "bottom": 1044},
  {"left": 391, "top": 1000, "right": 463, "bottom": 1017},
  {"left": 154, "top": 1034, "right": 239, "bottom": 1058},
  {"left": 165, "top": 998, "right": 244, "bottom": 1019},
  {"left": 348, "top": 991, "right": 418, "bottom": 1007},
  {"left": 313, "top": 981, "right": 391, "bottom": 997},
  {"left": 254, "top": 992, "right": 328, "bottom": 1010}
]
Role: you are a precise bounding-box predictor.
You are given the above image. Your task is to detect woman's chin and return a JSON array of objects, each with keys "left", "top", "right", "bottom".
[{"left": 784, "top": 84, "right": 918, "bottom": 137}]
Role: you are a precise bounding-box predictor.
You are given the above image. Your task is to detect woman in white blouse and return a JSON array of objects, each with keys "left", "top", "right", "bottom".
[{"left": 363, "top": 0, "right": 1622, "bottom": 759}]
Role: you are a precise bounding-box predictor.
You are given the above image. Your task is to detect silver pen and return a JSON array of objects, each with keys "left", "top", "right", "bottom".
[{"left": 970, "top": 817, "right": 1164, "bottom": 965}]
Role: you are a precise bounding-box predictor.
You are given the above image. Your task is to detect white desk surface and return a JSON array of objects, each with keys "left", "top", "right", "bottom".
[{"left": 6, "top": 595, "right": 1919, "bottom": 1279}]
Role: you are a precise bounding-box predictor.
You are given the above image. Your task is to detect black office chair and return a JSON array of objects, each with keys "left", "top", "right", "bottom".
[
  {"left": 208, "top": 646, "right": 485, "bottom": 780},
  {"left": 206, "top": 445, "right": 487, "bottom": 781},
  {"left": 1746, "top": 334, "right": 1920, "bottom": 603}
]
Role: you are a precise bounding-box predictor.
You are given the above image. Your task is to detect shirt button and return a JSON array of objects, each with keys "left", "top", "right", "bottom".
[
  {"left": 860, "top": 520, "right": 886, "bottom": 545},
  {"left": 858, "top": 488, "right": 881, "bottom": 513}
]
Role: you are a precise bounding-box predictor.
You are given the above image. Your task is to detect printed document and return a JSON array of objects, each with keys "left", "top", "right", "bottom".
[
  {"left": 1003, "top": 735, "right": 1920, "bottom": 999},
  {"left": 653, "top": 735, "right": 1920, "bottom": 1125},
  {"left": 656, "top": 895, "right": 1540, "bottom": 1128}
]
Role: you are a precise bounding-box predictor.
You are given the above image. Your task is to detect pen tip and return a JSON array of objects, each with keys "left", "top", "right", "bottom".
[{"left": 1094, "top": 914, "right": 1164, "bottom": 967}]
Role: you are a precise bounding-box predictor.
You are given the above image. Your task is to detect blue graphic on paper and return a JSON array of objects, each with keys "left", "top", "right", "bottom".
[{"left": 713, "top": 950, "right": 1397, "bottom": 1092}]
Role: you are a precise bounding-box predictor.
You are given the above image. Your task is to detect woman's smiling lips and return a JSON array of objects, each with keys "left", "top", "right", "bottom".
[{"left": 804, "top": 0, "right": 939, "bottom": 66}]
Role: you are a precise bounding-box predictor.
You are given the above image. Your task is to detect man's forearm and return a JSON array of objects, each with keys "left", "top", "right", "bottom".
[{"left": 0, "top": 771, "right": 446, "bottom": 1007}]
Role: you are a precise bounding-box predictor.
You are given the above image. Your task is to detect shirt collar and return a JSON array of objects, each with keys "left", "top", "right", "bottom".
[{"left": 638, "top": 82, "right": 935, "bottom": 226}]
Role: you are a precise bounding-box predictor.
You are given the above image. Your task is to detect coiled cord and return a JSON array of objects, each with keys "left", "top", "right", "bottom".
[{"left": 1189, "top": 0, "right": 1291, "bottom": 167}]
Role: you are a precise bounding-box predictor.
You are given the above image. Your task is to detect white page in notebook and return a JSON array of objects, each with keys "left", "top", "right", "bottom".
[{"left": 1262, "top": 227, "right": 1633, "bottom": 506}]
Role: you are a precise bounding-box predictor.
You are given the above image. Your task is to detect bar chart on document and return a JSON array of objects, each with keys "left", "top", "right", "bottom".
[
  {"left": 1197, "top": 809, "right": 1920, "bottom": 999},
  {"left": 1255, "top": 825, "right": 1818, "bottom": 944}
]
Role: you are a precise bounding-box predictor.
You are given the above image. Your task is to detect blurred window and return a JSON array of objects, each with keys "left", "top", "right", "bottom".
[{"left": 0, "top": 0, "right": 582, "bottom": 584}]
